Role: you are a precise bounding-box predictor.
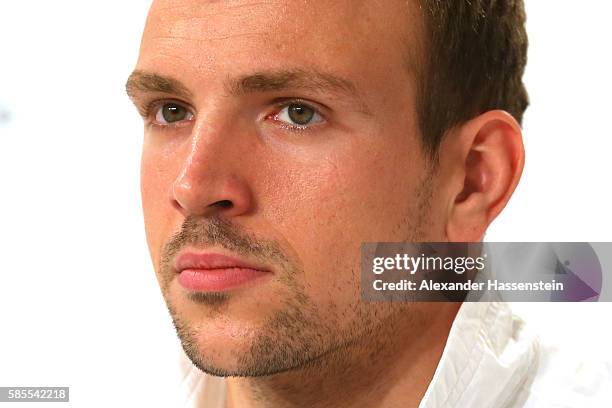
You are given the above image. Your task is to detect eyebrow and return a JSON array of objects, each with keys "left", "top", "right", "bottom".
[
  {"left": 125, "top": 70, "right": 193, "bottom": 100},
  {"left": 226, "top": 69, "right": 358, "bottom": 98}
]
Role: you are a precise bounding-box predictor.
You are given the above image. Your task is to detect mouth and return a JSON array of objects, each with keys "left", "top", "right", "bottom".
[{"left": 174, "top": 251, "right": 272, "bottom": 293}]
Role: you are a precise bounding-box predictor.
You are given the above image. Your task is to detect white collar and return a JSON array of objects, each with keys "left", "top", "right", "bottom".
[{"left": 419, "top": 301, "right": 539, "bottom": 408}]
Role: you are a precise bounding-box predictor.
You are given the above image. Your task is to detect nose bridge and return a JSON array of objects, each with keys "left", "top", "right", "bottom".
[{"left": 177, "top": 118, "right": 222, "bottom": 187}]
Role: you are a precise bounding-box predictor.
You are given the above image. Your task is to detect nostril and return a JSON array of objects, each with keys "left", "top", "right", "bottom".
[{"left": 214, "top": 200, "right": 233, "bottom": 209}]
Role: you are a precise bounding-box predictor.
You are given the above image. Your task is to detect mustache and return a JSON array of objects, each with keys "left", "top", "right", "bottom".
[{"left": 159, "top": 215, "right": 290, "bottom": 276}]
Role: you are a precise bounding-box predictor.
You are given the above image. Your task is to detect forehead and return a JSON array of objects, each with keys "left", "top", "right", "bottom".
[{"left": 138, "top": 0, "right": 421, "bottom": 86}]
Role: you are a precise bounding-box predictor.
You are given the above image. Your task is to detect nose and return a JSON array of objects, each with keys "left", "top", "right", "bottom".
[{"left": 171, "top": 121, "right": 254, "bottom": 218}]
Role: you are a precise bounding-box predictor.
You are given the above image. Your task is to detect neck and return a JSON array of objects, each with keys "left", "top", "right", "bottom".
[{"left": 225, "top": 302, "right": 460, "bottom": 408}]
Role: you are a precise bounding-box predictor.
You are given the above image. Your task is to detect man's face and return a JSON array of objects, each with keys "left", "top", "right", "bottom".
[{"left": 133, "top": 0, "right": 447, "bottom": 376}]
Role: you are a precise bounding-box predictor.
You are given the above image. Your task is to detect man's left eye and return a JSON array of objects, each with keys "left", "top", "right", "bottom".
[{"left": 276, "top": 103, "right": 323, "bottom": 127}]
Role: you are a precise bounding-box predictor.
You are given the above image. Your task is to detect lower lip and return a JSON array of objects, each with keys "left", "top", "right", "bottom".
[{"left": 177, "top": 268, "right": 270, "bottom": 292}]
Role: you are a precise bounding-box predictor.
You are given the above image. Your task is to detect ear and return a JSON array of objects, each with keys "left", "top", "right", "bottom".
[{"left": 443, "top": 110, "right": 525, "bottom": 241}]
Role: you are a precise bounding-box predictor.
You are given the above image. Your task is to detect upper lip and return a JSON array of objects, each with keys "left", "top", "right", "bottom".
[{"left": 174, "top": 251, "right": 270, "bottom": 273}]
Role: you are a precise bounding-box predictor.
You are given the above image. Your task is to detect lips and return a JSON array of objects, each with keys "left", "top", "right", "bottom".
[{"left": 174, "top": 251, "right": 271, "bottom": 292}]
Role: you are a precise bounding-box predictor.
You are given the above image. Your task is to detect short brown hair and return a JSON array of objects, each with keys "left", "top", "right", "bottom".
[{"left": 416, "top": 0, "right": 529, "bottom": 156}]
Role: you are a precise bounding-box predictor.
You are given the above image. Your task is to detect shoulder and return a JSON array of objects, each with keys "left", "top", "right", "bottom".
[{"left": 516, "top": 317, "right": 612, "bottom": 407}]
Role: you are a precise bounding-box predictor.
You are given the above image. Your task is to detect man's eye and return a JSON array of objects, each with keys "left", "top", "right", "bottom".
[
  {"left": 154, "top": 103, "right": 194, "bottom": 124},
  {"left": 276, "top": 103, "right": 323, "bottom": 127}
]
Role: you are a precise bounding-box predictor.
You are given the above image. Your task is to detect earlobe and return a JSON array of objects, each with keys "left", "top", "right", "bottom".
[{"left": 445, "top": 111, "right": 525, "bottom": 241}]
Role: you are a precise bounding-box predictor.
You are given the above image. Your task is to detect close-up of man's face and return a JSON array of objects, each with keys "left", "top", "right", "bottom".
[
  {"left": 5, "top": 1, "right": 612, "bottom": 406},
  {"left": 127, "top": 0, "right": 523, "bottom": 380}
]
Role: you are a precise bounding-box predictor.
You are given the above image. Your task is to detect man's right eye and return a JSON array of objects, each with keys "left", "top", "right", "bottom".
[{"left": 154, "top": 102, "right": 194, "bottom": 125}]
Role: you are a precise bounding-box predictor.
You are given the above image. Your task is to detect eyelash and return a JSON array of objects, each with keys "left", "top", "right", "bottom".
[{"left": 140, "top": 98, "right": 327, "bottom": 131}]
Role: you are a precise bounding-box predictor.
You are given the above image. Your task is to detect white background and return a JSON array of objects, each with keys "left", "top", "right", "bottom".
[{"left": 0, "top": 1, "right": 611, "bottom": 406}]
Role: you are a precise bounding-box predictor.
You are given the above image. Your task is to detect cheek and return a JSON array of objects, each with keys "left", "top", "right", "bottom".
[{"left": 262, "top": 147, "right": 424, "bottom": 296}]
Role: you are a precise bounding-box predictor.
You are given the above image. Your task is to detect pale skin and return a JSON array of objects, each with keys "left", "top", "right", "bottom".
[{"left": 127, "top": 0, "right": 524, "bottom": 407}]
